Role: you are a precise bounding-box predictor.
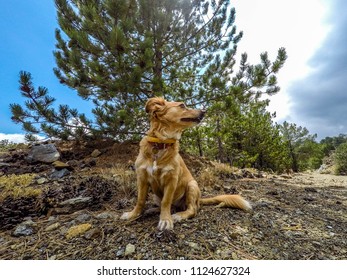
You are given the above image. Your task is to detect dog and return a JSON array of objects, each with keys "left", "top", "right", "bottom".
[{"left": 120, "top": 97, "right": 252, "bottom": 230}]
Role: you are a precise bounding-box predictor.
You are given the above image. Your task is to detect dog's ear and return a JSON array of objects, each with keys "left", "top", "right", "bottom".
[{"left": 145, "top": 97, "right": 166, "bottom": 114}]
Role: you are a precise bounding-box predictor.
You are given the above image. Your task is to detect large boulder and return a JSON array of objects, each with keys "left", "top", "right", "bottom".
[{"left": 27, "top": 144, "right": 60, "bottom": 163}]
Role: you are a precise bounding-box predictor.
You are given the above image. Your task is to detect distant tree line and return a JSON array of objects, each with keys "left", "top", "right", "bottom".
[{"left": 9, "top": 0, "right": 347, "bottom": 174}]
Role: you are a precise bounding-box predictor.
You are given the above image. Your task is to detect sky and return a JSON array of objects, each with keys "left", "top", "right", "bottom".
[{"left": 0, "top": 0, "right": 346, "bottom": 143}]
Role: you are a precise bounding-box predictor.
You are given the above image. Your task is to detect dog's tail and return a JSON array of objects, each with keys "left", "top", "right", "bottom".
[{"left": 200, "top": 194, "right": 252, "bottom": 211}]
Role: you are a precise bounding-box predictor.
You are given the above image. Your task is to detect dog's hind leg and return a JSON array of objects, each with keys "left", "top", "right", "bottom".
[{"left": 172, "top": 180, "right": 201, "bottom": 222}]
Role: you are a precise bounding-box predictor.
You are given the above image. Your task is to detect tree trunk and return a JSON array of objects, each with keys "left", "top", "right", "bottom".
[
  {"left": 196, "top": 132, "right": 204, "bottom": 157},
  {"left": 153, "top": 47, "right": 163, "bottom": 93},
  {"left": 216, "top": 118, "right": 224, "bottom": 162},
  {"left": 289, "top": 143, "right": 298, "bottom": 172}
]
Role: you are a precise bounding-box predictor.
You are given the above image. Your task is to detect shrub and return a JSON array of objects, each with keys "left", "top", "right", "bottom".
[
  {"left": 0, "top": 174, "right": 40, "bottom": 201},
  {"left": 334, "top": 142, "right": 347, "bottom": 175},
  {"left": 0, "top": 139, "right": 17, "bottom": 152}
]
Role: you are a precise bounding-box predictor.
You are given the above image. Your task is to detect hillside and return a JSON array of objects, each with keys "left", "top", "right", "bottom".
[{"left": 0, "top": 140, "right": 346, "bottom": 260}]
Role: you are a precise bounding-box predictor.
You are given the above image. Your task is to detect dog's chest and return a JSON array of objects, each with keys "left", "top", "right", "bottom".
[
  {"left": 136, "top": 151, "right": 177, "bottom": 187},
  {"left": 145, "top": 160, "right": 174, "bottom": 178},
  {"left": 146, "top": 159, "right": 158, "bottom": 175}
]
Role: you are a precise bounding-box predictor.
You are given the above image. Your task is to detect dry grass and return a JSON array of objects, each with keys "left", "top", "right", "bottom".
[
  {"left": 96, "top": 164, "right": 136, "bottom": 198},
  {"left": 197, "top": 162, "right": 238, "bottom": 189},
  {"left": 212, "top": 161, "right": 239, "bottom": 175},
  {"left": 0, "top": 173, "right": 42, "bottom": 201}
]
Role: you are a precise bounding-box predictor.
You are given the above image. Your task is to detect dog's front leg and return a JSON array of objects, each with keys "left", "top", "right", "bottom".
[
  {"left": 158, "top": 176, "right": 177, "bottom": 231},
  {"left": 121, "top": 170, "right": 148, "bottom": 221}
]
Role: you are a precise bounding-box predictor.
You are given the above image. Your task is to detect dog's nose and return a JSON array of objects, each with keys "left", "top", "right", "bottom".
[{"left": 199, "top": 109, "right": 206, "bottom": 120}]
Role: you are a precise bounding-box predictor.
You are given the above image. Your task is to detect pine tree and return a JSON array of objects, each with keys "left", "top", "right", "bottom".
[
  {"left": 335, "top": 142, "right": 347, "bottom": 175},
  {"left": 279, "top": 121, "right": 320, "bottom": 172},
  {"left": 11, "top": 0, "right": 288, "bottom": 172},
  {"left": 10, "top": 71, "right": 95, "bottom": 141},
  {"left": 52, "top": 0, "right": 246, "bottom": 136}
]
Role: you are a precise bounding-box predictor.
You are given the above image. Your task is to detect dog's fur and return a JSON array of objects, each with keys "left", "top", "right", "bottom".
[{"left": 120, "top": 97, "right": 252, "bottom": 230}]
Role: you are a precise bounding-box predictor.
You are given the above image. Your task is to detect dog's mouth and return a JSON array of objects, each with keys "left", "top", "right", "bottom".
[
  {"left": 181, "top": 117, "right": 202, "bottom": 123},
  {"left": 182, "top": 110, "right": 205, "bottom": 123},
  {"left": 181, "top": 113, "right": 205, "bottom": 123},
  {"left": 180, "top": 110, "right": 205, "bottom": 124}
]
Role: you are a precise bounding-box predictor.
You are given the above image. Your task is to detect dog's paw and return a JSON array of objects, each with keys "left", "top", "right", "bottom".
[
  {"left": 171, "top": 213, "right": 182, "bottom": 222},
  {"left": 120, "top": 212, "right": 132, "bottom": 220},
  {"left": 158, "top": 219, "right": 174, "bottom": 231},
  {"left": 120, "top": 211, "right": 139, "bottom": 221}
]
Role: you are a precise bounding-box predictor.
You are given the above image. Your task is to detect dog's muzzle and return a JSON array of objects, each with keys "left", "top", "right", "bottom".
[{"left": 181, "top": 110, "right": 206, "bottom": 123}]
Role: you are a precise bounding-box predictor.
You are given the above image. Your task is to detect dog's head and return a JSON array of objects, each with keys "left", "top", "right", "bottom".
[{"left": 145, "top": 97, "right": 205, "bottom": 129}]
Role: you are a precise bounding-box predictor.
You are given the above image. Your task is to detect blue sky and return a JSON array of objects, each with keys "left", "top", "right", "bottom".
[
  {"left": 0, "top": 0, "right": 91, "bottom": 140},
  {"left": 1, "top": 0, "right": 346, "bottom": 142}
]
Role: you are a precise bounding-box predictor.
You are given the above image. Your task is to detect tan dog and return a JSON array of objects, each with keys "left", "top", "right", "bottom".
[{"left": 121, "top": 97, "right": 252, "bottom": 230}]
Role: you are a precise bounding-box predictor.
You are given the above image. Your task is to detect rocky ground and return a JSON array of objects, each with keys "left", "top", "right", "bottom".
[{"left": 0, "top": 140, "right": 346, "bottom": 260}]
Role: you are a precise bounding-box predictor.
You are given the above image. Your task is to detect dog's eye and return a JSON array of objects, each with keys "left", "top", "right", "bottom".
[{"left": 179, "top": 103, "right": 186, "bottom": 109}]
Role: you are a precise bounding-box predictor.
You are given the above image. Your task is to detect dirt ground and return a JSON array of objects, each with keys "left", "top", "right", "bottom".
[{"left": 0, "top": 141, "right": 346, "bottom": 260}]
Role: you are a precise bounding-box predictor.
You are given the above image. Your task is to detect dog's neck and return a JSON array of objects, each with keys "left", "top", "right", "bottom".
[{"left": 147, "top": 122, "right": 183, "bottom": 141}]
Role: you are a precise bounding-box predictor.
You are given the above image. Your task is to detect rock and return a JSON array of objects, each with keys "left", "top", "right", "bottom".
[
  {"left": 96, "top": 212, "right": 115, "bottom": 220},
  {"left": 312, "top": 241, "right": 321, "bottom": 247},
  {"left": 13, "top": 223, "right": 34, "bottom": 237},
  {"left": 66, "top": 223, "right": 92, "bottom": 239},
  {"left": 45, "top": 222, "right": 61, "bottom": 232},
  {"left": 124, "top": 244, "right": 136, "bottom": 256},
  {"left": 188, "top": 242, "right": 200, "bottom": 250},
  {"left": 37, "top": 177, "right": 47, "bottom": 184},
  {"left": 255, "top": 201, "right": 271, "bottom": 209},
  {"left": 52, "top": 161, "right": 72, "bottom": 170},
  {"left": 48, "top": 216, "right": 57, "bottom": 222},
  {"left": 219, "top": 249, "right": 233, "bottom": 259},
  {"left": 50, "top": 168, "right": 70, "bottom": 179},
  {"left": 116, "top": 249, "right": 124, "bottom": 257},
  {"left": 27, "top": 144, "right": 60, "bottom": 163},
  {"left": 223, "top": 236, "right": 229, "bottom": 243},
  {"left": 75, "top": 213, "right": 91, "bottom": 223},
  {"left": 84, "top": 228, "right": 101, "bottom": 240},
  {"left": 303, "top": 196, "right": 315, "bottom": 202},
  {"left": 91, "top": 149, "right": 102, "bottom": 158},
  {"left": 11, "top": 243, "right": 25, "bottom": 250},
  {"left": 59, "top": 196, "right": 92, "bottom": 209},
  {"left": 116, "top": 237, "right": 123, "bottom": 242},
  {"left": 130, "top": 233, "right": 136, "bottom": 240}
]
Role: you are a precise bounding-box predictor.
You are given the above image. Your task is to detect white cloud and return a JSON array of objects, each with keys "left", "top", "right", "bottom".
[
  {"left": 0, "top": 133, "right": 26, "bottom": 143},
  {"left": 233, "top": 0, "right": 331, "bottom": 121},
  {"left": 0, "top": 133, "right": 45, "bottom": 143}
]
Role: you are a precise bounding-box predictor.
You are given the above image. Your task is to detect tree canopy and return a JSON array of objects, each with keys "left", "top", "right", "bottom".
[{"left": 11, "top": 0, "right": 293, "bottom": 171}]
